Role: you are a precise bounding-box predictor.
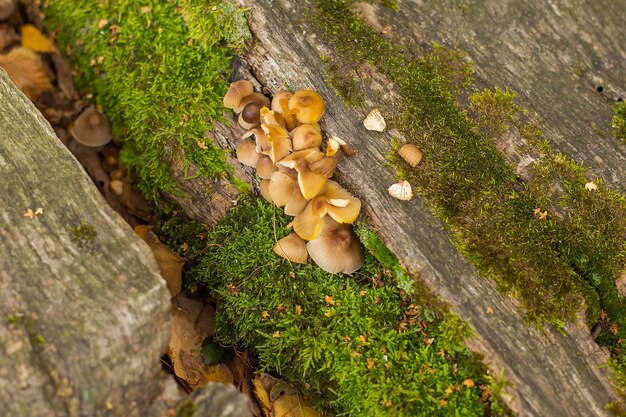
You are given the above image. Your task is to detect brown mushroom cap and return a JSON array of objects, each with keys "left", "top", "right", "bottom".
[
  {"left": 243, "top": 127, "right": 269, "bottom": 153},
  {"left": 273, "top": 233, "right": 308, "bottom": 264},
  {"left": 271, "top": 90, "right": 293, "bottom": 112},
  {"left": 256, "top": 155, "right": 277, "bottom": 179},
  {"left": 268, "top": 171, "right": 308, "bottom": 216},
  {"left": 398, "top": 144, "right": 423, "bottom": 167},
  {"left": 288, "top": 90, "right": 325, "bottom": 124},
  {"left": 306, "top": 218, "right": 364, "bottom": 274},
  {"left": 223, "top": 80, "right": 254, "bottom": 109},
  {"left": 291, "top": 124, "right": 323, "bottom": 151},
  {"left": 260, "top": 178, "right": 273, "bottom": 203},
  {"left": 69, "top": 107, "right": 112, "bottom": 147},
  {"left": 234, "top": 92, "right": 270, "bottom": 113},
  {"left": 236, "top": 140, "right": 260, "bottom": 167}
]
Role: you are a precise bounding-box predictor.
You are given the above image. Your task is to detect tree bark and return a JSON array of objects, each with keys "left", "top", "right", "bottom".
[
  {"left": 0, "top": 68, "right": 171, "bottom": 417},
  {"left": 169, "top": 1, "right": 625, "bottom": 416}
]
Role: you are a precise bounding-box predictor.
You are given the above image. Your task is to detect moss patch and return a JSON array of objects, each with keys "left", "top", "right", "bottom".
[
  {"left": 169, "top": 199, "right": 506, "bottom": 417},
  {"left": 312, "top": 0, "right": 626, "bottom": 379},
  {"left": 43, "top": 0, "right": 248, "bottom": 199},
  {"left": 612, "top": 101, "right": 626, "bottom": 144}
]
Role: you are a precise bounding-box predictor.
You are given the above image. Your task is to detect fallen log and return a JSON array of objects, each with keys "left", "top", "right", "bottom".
[
  {"left": 199, "top": 1, "right": 625, "bottom": 415},
  {"left": 40, "top": 0, "right": 626, "bottom": 415},
  {"left": 0, "top": 68, "right": 171, "bottom": 417}
]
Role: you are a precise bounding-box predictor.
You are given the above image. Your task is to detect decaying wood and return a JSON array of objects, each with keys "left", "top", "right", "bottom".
[
  {"left": 0, "top": 68, "right": 171, "bottom": 417},
  {"left": 164, "top": 1, "right": 625, "bottom": 416}
]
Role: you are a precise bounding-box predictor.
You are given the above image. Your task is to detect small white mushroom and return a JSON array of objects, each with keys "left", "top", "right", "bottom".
[
  {"left": 388, "top": 180, "right": 413, "bottom": 201},
  {"left": 363, "top": 108, "right": 386, "bottom": 132}
]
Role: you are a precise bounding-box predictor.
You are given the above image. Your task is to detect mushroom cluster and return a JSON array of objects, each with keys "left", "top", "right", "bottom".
[{"left": 224, "top": 80, "right": 363, "bottom": 274}]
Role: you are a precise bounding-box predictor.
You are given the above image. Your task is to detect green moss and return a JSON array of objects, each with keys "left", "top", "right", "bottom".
[
  {"left": 468, "top": 88, "right": 520, "bottom": 138},
  {"left": 71, "top": 222, "right": 97, "bottom": 247},
  {"left": 43, "top": 0, "right": 247, "bottom": 200},
  {"left": 175, "top": 199, "right": 506, "bottom": 417},
  {"left": 321, "top": 55, "right": 365, "bottom": 108},
  {"left": 612, "top": 101, "right": 626, "bottom": 144},
  {"left": 311, "top": 0, "right": 626, "bottom": 380},
  {"left": 178, "top": 0, "right": 250, "bottom": 50}
]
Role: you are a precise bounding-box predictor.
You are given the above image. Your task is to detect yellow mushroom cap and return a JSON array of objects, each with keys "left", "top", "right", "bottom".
[
  {"left": 323, "top": 181, "right": 361, "bottom": 224},
  {"left": 260, "top": 107, "right": 286, "bottom": 128},
  {"left": 292, "top": 195, "right": 329, "bottom": 240},
  {"left": 277, "top": 148, "right": 324, "bottom": 169},
  {"left": 309, "top": 138, "right": 341, "bottom": 178},
  {"left": 236, "top": 140, "right": 260, "bottom": 167},
  {"left": 306, "top": 218, "right": 364, "bottom": 274},
  {"left": 288, "top": 90, "right": 325, "bottom": 124},
  {"left": 223, "top": 80, "right": 253, "bottom": 109},
  {"left": 272, "top": 91, "right": 297, "bottom": 131},
  {"left": 256, "top": 155, "right": 278, "bottom": 179},
  {"left": 271, "top": 90, "right": 293, "bottom": 112},
  {"left": 292, "top": 181, "right": 361, "bottom": 240},
  {"left": 296, "top": 161, "right": 328, "bottom": 200},
  {"left": 69, "top": 107, "right": 112, "bottom": 147},
  {"left": 291, "top": 124, "right": 323, "bottom": 151},
  {"left": 268, "top": 171, "right": 308, "bottom": 216},
  {"left": 273, "top": 233, "right": 308, "bottom": 264}
]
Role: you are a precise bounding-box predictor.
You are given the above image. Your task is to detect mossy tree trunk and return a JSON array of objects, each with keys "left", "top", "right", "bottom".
[
  {"left": 169, "top": 1, "right": 624, "bottom": 416},
  {"left": 0, "top": 68, "right": 171, "bottom": 417}
]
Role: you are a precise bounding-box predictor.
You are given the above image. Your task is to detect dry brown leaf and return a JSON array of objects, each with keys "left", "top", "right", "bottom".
[
  {"left": 134, "top": 226, "right": 184, "bottom": 296},
  {"left": 0, "top": 47, "right": 53, "bottom": 100},
  {"left": 168, "top": 293, "right": 217, "bottom": 390},
  {"left": 21, "top": 24, "right": 56, "bottom": 52},
  {"left": 0, "top": 24, "right": 19, "bottom": 51}
]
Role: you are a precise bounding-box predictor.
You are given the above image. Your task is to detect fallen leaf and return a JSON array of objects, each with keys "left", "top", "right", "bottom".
[
  {"left": 486, "top": 306, "right": 494, "bottom": 315},
  {"left": 167, "top": 293, "right": 216, "bottom": 390},
  {"left": 261, "top": 310, "right": 269, "bottom": 318},
  {"left": 0, "top": 24, "right": 20, "bottom": 51},
  {"left": 201, "top": 363, "right": 234, "bottom": 385},
  {"left": 23, "top": 208, "right": 35, "bottom": 219},
  {"left": 273, "top": 393, "right": 321, "bottom": 417},
  {"left": 21, "top": 24, "right": 56, "bottom": 52},
  {"left": 197, "top": 140, "right": 208, "bottom": 150},
  {"left": 253, "top": 374, "right": 280, "bottom": 416},
  {"left": 366, "top": 358, "right": 374, "bottom": 369},
  {"left": 134, "top": 226, "right": 184, "bottom": 296},
  {"left": 0, "top": 47, "right": 53, "bottom": 100}
]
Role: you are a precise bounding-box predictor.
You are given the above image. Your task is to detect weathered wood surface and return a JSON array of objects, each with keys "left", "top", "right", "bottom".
[
  {"left": 0, "top": 68, "right": 170, "bottom": 417},
  {"left": 164, "top": 1, "right": 626, "bottom": 416}
]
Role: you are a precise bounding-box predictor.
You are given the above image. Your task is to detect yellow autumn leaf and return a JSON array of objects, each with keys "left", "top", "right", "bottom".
[
  {"left": 253, "top": 376, "right": 273, "bottom": 412},
  {"left": 20, "top": 24, "right": 55, "bottom": 52},
  {"left": 273, "top": 394, "right": 321, "bottom": 417},
  {"left": 202, "top": 363, "right": 234, "bottom": 385}
]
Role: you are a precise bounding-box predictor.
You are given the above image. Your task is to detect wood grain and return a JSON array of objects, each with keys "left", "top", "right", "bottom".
[
  {"left": 198, "top": 1, "right": 622, "bottom": 415},
  {"left": 0, "top": 69, "right": 170, "bottom": 417}
]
